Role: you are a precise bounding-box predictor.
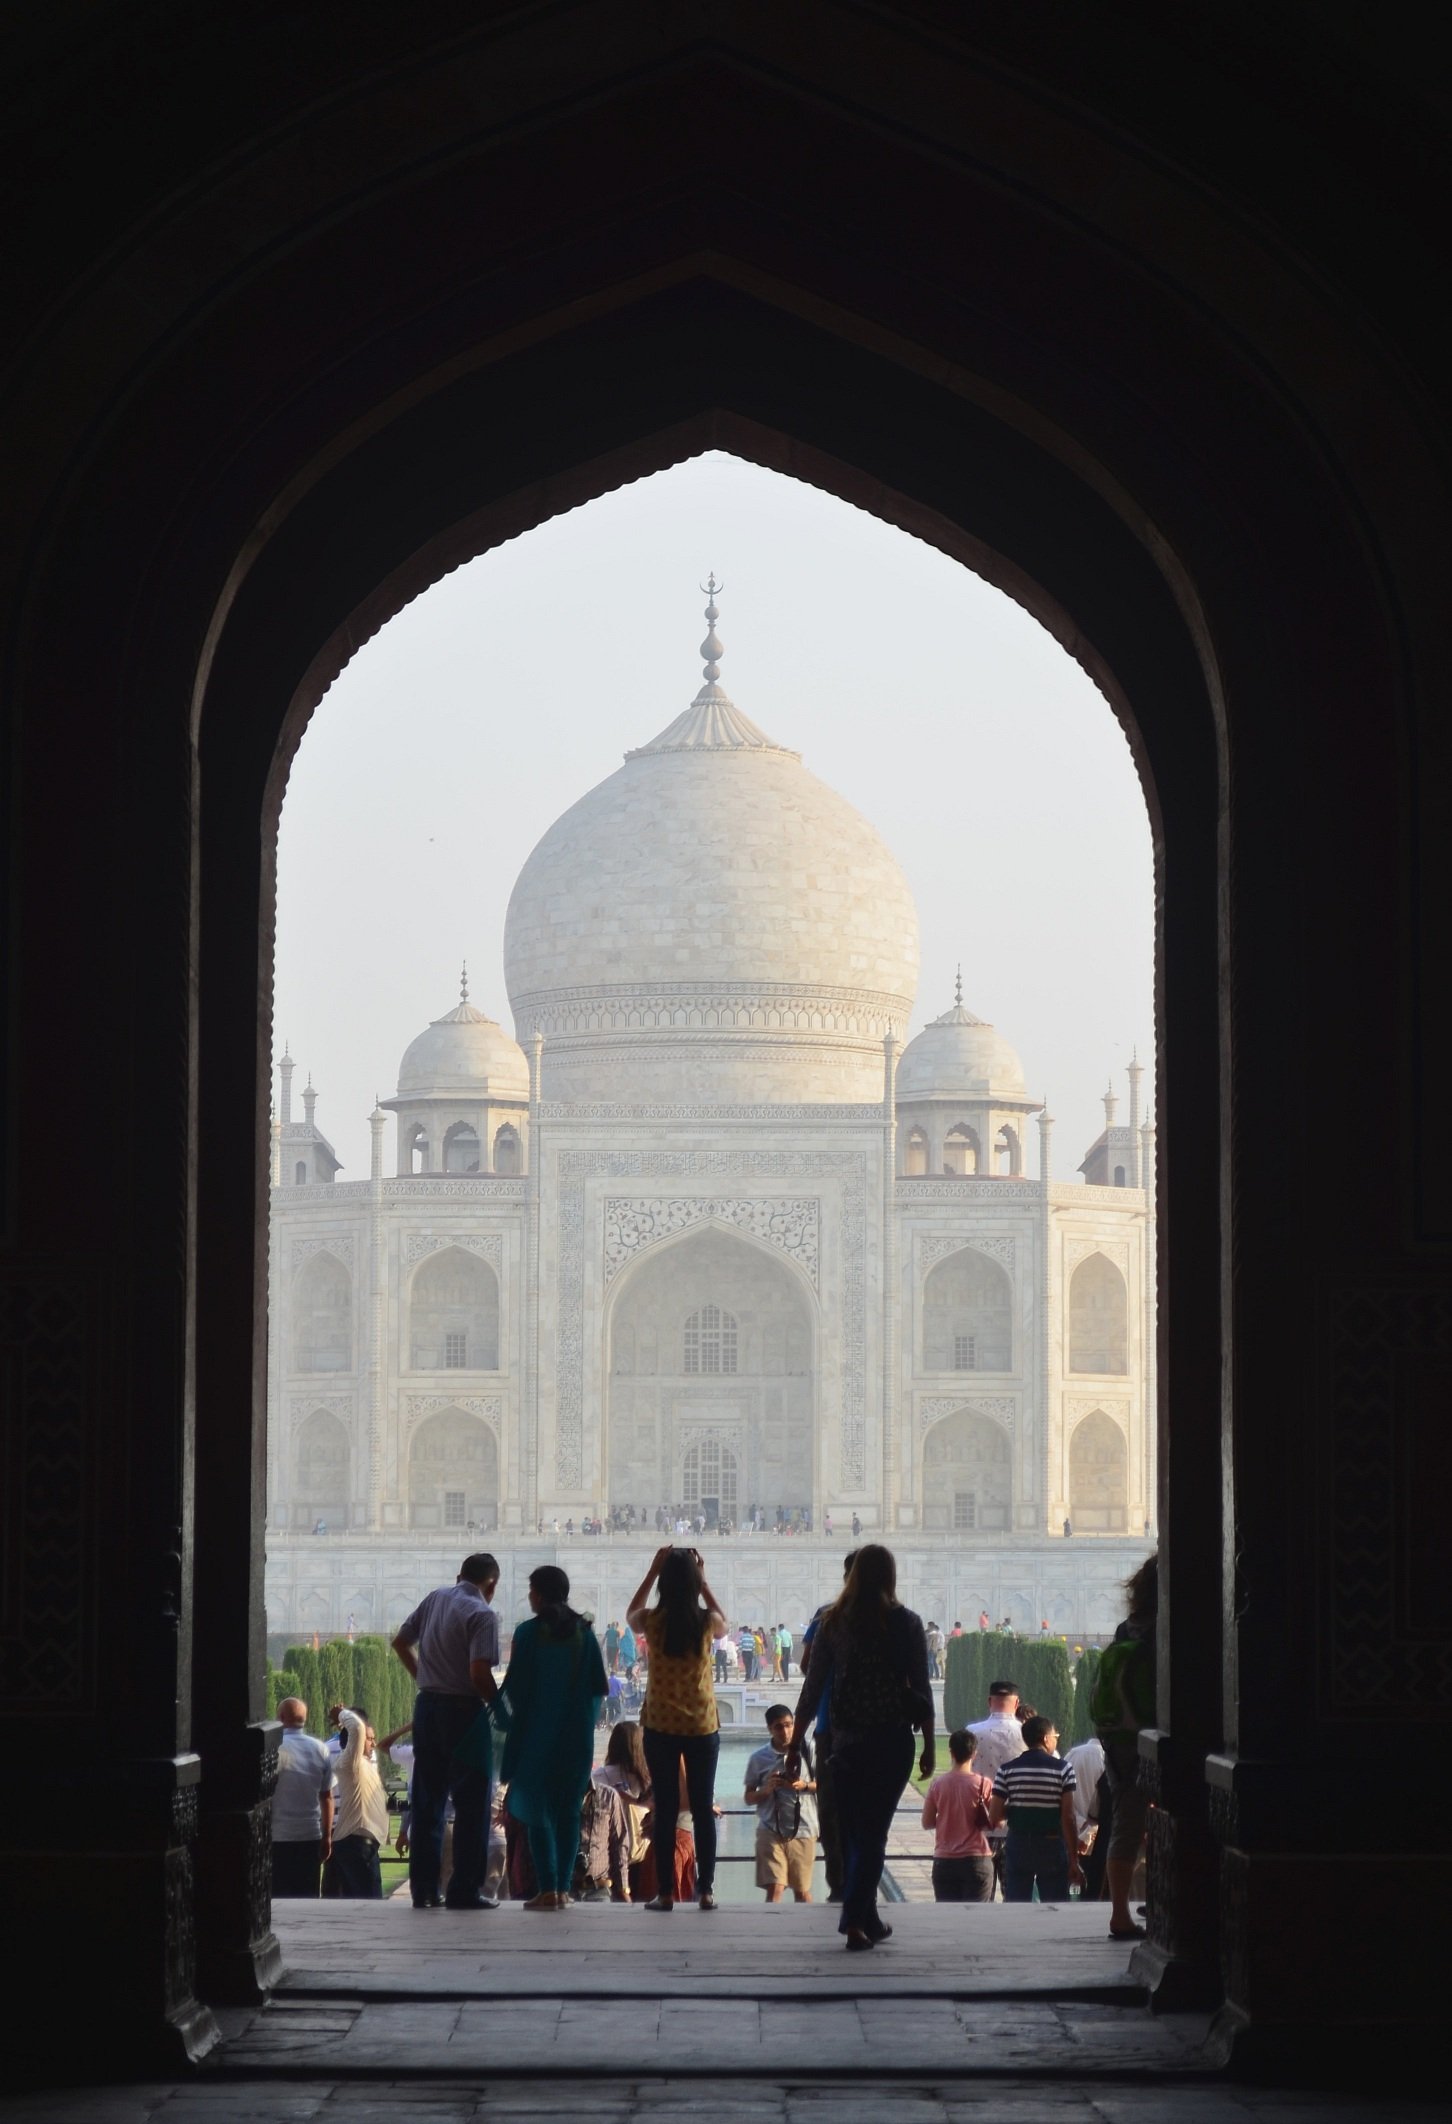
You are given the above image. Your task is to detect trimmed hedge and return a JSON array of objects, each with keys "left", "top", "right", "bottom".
[
  {"left": 267, "top": 1631, "right": 420, "bottom": 1740},
  {"left": 1069, "top": 1646, "right": 1102, "bottom": 1743},
  {"left": 943, "top": 1630, "right": 1074, "bottom": 1743}
]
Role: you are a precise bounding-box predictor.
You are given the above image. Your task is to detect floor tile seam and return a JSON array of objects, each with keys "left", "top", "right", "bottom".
[
  {"left": 199, "top": 2061, "right": 1225, "bottom": 2087},
  {"left": 268, "top": 1985, "right": 1148, "bottom": 2007}
]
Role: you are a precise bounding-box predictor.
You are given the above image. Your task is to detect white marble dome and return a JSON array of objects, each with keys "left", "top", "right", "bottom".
[
  {"left": 896, "top": 998, "right": 1027, "bottom": 1103},
  {"left": 397, "top": 995, "right": 529, "bottom": 1100},
  {"left": 504, "top": 601, "right": 919, "bottom": 1104}
]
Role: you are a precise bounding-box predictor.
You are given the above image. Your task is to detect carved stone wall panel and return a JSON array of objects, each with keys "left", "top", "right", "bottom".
[
  {"left": 556, "top": 1149, "right": 866, "bottom": 1490},
  {"left": 1065, "top": 1397, "right": 1129, "bottom": 1427},
  {"left": 1064, "top": 1236, "right": 1130, "bottom": 1272},
  {"left": 402, "top": 1231, "right": 504, "bottom": 1270},
  {"left": 604, "top": 1197, "right": 819, "bottom": 1287},
  {"left": 897, "top": 1180, "right": 1042, "bottom": 1202},
  {"left": 404, "top": 1394, "right": 503, "bottom": 1430},
  {"left": 0, "top": 1267, "right": 93, "bottom": 1707},
  {"left": 918, "top": 1395, "right": 1017, "bottom": 1430},
  {"left": 543, "top": 1102, "right": 886, "bottom": 1124},
  {"left": 917, "top": 1233, "right": 1017, "bottom": 1279},
  {"left": 1320, "top": 1282, "right": 1452, "bottom": 1713},
  {"left": 289, "top": 1393, "right": 354, "bottom": 1421},
  {"left": 290, "top": 1235, "right": 355, "bottom": 1270}
]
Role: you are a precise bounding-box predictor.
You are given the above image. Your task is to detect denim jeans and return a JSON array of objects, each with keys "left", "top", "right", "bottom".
[
  {"left": 409, "top": 1689, "right": 491, "bottom": 1907},
  {"left": 1002, "top": 1828, "right": 1069, "bottom": 1903},
  {"left": 832, "top": 1724, "right": 915, "bottom": 1935},
  {"left": 642, "top": 1727, "right": 719, "bottom": 1896}
]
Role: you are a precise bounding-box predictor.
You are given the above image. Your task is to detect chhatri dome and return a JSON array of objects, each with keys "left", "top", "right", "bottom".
[
  {"left": 895, "top": 972, "right": 1029, "bottom": 1103},
  {"left": 503, "top": 582, "right": 920, "bottom": 1103},
  {"left": 396, "top": 966, "right": 530, "bottom": 1099}
]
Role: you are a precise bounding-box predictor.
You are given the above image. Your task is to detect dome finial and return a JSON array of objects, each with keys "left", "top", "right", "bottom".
[
  {"left": 460, "top": 960, "right": 469, "bottom": 1005},
  {"left": 954, "top": 963, "right": 963, "bottom": 1008},
  {"left": 699, "top": 574, "right": 724, "bottom": 685}
]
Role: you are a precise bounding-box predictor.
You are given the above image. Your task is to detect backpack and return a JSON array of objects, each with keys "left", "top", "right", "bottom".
[{"left": 1090, "top": 1631, "right": 1155, "bottom": 1737}]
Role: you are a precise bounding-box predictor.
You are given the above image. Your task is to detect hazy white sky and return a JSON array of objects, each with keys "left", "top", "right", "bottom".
[{"left": 274, "top": 452, "right": 1153, "bottom": 1177}]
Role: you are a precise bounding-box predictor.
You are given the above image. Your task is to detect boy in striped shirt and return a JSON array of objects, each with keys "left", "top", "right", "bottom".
[{"left": 987, "top": 1714, "right": 1082, "bottom": 1904}]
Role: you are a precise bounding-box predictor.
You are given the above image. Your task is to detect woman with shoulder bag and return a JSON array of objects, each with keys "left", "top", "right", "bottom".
[{"left": 790, "top": 1544, "right": 934, "bottom": 1950}]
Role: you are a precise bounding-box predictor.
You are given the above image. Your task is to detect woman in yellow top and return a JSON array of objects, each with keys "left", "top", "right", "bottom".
[{"left": 625, "top": 1544, "right": 726, "bottom": 1911}]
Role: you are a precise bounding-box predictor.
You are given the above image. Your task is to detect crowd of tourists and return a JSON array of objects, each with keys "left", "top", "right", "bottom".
[{"left": 271, "top": 1541, "right": 1155, "bottom": 1947}]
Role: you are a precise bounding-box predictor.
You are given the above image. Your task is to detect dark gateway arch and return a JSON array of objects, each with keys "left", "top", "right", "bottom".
[{"left": 3, "top": 3, "right": 1448, "bottom": 2084}]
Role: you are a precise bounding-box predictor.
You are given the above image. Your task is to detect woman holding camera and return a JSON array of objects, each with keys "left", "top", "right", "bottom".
[{"left": 625, "top": 1545, "right": 726, "bottom": 1911}]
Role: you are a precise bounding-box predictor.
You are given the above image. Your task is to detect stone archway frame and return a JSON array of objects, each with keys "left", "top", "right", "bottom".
[
  {"left": 187, "top": 312, "right": 1225, "bottom": 2029},
  {"left": 596, "top": 1198, "right": 832, "bottom": 1514},
  {"left": 918, "top": 1399, "right": 1016, "bottom": 1529}
]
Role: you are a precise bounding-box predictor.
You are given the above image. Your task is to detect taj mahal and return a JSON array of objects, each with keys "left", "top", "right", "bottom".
[{"left": 265, "top": 591, "right": 1156, "bottom": 1644}]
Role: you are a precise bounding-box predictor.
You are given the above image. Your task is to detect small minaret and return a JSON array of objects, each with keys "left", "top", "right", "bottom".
[
  {"left": 1127, "top": 1049, "right": 1144, "bottom": 1185},
  {"left": 303, "top": 1074, "right": 318, "bottom": 1130},
  {"left": 270, "top": 1109, "right": 282, "bottom": 1186},
  {"left": 279, "top": 1046, "right": 294, "bottom": 1125},
  {"left": 1037, "top": 1101, "right": 1054, "bottom": 1183},
  {"left": 1140, "top": 1116, "right": 1156, "bottom": 1199},
  {"left": 369, "top": 1097, "right": 386, "bottom": 1181},
  {"left": 1102, "top": 1078, "right": 1118, "bottom": 1133}
]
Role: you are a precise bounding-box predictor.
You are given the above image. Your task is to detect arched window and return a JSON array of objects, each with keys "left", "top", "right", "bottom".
[
  {"left": 904, "top": 1127, "right": 929, "bottom": 1176},
  {"left": 683, "top": 1302, "right": 738, "bottom": 1375},
  {"left": 405, "top": 1123, "right": 429, "bottom": 1175},
  {"left": 293, "top": 1407, "right": 350, "bottom": 1528},
  {"left": 922, "top": 1409, "right": 1012, "bottom": 1530},
  {"left": 1069, "top": 1410, "right": 1128, "bottom": 1530},
  {"left": 493, "top": 1123, "right": 521, "bottom": 1175},
  {"left": 1113, "top": 1164, "right": 1127, "bottom": 1186},
  {"left": 923, "top": 1248, "right": 1012, "bottom": 1371},
  {"left": 1069, "top": 1253, "right": 1129, "bottom": 1373},
  {"left": 408, "top": 1407, "right": 499, "bottom": 1530},
  {"left": 292, "top": 1252, "right": 352, "bottom": 1373},
  {"left": 681, "top": 1436, "right": 739, "bottom": 1524},
  {"left": 997, "top": 1125, "right": 1022, "bottom": 1176},
  {"left": 409, "top": 1246, "right": 499, "bottom": 1369},
  {"left": 443, "top": 1123, "right": 481, "bottom": 1173},
  {"left": 943, "top": 1124, "right": 979, "bottom": 1176},
  {"left": 294, "top": 1160, "right": 307, "bottom": 1185}
]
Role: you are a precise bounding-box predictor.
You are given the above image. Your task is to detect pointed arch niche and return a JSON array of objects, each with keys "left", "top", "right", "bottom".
[
  {"left": 293, "top": 1408, "right": 350, "bottom": 1529},
  {"left": 408, "top": 1407, "right": 499, "bottom": 1529},
  {"left": 1069, "top": 1252, "right": 1129, "bottom": 1373},
  {"left": 292, "top": 1251, "right": 352, "bottom": 1373},
  {"left": 923, "top": 1246, "right": 1013, "bottom": 1372},
  {"left": 409, "top": 1246, "right": 499, "bottom": 1370},
  {"left": 1069, "top": 1409, "right": 1129, "bottom": 1531},
  {"left": 922, "top": 1407, "right": 1012, "bottom": 1531},
  {"left": 605, "top": 1222, "right": 816, "bottom": 1520}
]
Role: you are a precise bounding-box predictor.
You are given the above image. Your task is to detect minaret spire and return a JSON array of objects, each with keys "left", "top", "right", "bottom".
[
  {"left": 954, "top": 963, "right": 963, "bottom": 1008},
  {"left": 460, "top": 960, "right": 469, "bottom": 1005}
]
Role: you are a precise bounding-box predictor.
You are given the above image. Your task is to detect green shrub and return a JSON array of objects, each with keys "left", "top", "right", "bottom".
[
  {"left": 319, "top": 1637, "right": 354, "bottom": 1713},
  {"left": 1070, "top": 1647, "right": 1102, "bottom": 1743}
]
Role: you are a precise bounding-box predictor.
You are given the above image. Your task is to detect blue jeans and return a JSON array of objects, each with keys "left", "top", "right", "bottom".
[
  {"left": 641, "top": 1727, "right": 719, "bottom": 1896},
  {"left": 1002, "top": 1828, "right": 1069, "bottom": 1903},
  {"left": 409, "top": 1689, "right": 491, "bottom": 1907},
  {"left": 832, "top": 1724, "right": 915, "bottom": 1935}
]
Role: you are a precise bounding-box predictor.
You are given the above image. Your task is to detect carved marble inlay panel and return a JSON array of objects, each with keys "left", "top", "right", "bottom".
[
  {"left": 604, "top": 1197, "right": 819, "bottom": 1288},
  {"left": 918, "top": 1395, "right": 1017, "bottom": 1430},
  {"left": 556, "top": 1150, "right": 866, "bottom": 1490},
  {"left": 1064, "top": 1237, "right": 1129, "bottom": 1272},
  {"left": 917, "top": 1234, "right": 1016, "bottom": 1279},
  {"left": 403, "top": 1231, "right": 504, "bottom": 1270},
  {"left": 290, "top": 1235, "right": 355, "bottom": 1270},
  {"left": 405, "top": 1394, "right": 503, "bottom": 1431}
]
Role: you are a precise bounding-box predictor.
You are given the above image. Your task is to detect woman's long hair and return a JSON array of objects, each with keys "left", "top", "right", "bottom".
[
  {"left": 604, "top": 1717, "right": 649, "bottom": 1795},
  {"left": 1124, "top": 1552, "right": 1158, "bottom": 1622},
  {"left": 529, "top": 1563, "right": 586, "bottom": 1642},
  {"left": 654, "top": 1548, "right": 711, "bottom": 1658},
  {"left": 827, "top": 1542, "right": 899, "bottom": 1638}
]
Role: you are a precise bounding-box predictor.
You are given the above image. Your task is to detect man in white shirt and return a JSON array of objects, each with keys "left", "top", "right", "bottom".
[
  {"left": 326, "top": 1708, "right": 389, "bottom": 1898},
  {"left": 966, "top": 1679, "right": 1025, "bottom": 1898},
  {"left": 393, "top": 1551, "right": 501, "bottom": 1911},
  {"left": 270, "top": 1698, "right": 333, "bottom": 1899}
]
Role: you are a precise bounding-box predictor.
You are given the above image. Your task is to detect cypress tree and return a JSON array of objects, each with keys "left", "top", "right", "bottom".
[
  {"left": 286, "top": 1646, "right": 323, "bottom": 1732},
  {"left": 319, "top": 1637, "right": 354, "bottom": 1713},
  {"left": 354, "top": 1637, "right": 389, "bottom": 1730}
]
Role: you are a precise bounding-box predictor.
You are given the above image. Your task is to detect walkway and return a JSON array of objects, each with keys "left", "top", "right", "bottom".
[{"left": 10, "top": 1903, "right": 1435, "bottom": 2121}]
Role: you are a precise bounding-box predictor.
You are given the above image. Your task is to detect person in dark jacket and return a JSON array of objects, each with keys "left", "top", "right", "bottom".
[{"left": 790, "top": 1544, "right": 934, "bottom": 1950}]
